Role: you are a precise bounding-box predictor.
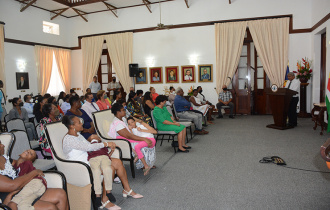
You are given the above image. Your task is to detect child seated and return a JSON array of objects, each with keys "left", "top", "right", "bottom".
[
  {"left": 127, "top": 117, "right": 157, "bottom": 176},
  {"left": 87, "top": 135, "right": 118, "bottom": 208},
  {"left": 8, "top": 149, "right": 46, "bottom": 210}
]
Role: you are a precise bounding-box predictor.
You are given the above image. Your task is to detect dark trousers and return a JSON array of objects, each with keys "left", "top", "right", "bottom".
[
  {"left": 288, "top": 97, "right": 299, "bottom": 126},
  {"left": 216, "top": 102, "right": 234, "bottom": 116},
  {"left": 92, "top": 93, "right": 97, "bottom": 101}
]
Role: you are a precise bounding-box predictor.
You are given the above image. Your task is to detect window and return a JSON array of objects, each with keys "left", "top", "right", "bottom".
[
  {"left": 43, "top": 21, "right": 59, "bottom": 35},
  {"left": 46, "top": 53, "right": 65, "bottom": 96}
]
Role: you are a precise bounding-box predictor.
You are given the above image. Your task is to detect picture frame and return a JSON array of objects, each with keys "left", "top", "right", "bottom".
[
  {"left": 165, "top": 66, "right": 179, "bottom": 83},
  {"left": 16, "top": 72, "right": 30, "bottom": 90},
  {"left": 150, "top": 67, "right": 163, "bottom": 84},
  {"left": 181, "top": 65, "right": 195, "bottom": 83},
  {"left": 198, "top": 64, "right": 213, "bottom": 82},
  {"left": 135, "top": 67, "right": 148, "bottom": 84}
]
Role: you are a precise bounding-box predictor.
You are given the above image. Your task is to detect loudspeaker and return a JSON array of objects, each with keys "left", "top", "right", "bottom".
[{"left": 129, "top": 63, "right": 139, "bottom": 77}]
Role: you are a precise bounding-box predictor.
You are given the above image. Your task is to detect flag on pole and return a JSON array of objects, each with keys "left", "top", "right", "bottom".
[
  {"left": 326, "top": 73, "right": 330, "bottom": 132},
  {"left": 283, "top": 63, "right": 290, "bottom": 87}
]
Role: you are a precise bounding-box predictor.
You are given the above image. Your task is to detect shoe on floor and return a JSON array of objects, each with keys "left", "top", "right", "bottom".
[
  {"left": 217, "top": 115, "right": 223, "bottom": 119},
  {"left": 177, "top": 148, "right": 189, "bottom": 153},
  {"left": 229, "top": 115, "right": 234, "bottom": 119},
  {"left": 194, "top": 130, "right": 204, "bottom": 135},
  {"left": 202, "top": 130, "right": 209, "bottom": 134}
]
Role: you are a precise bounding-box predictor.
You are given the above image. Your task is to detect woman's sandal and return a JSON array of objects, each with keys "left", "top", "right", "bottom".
[
  {"left": 101, "top": 200, "right": 121, "bottom": 210},
  {"left": 122, "top": 189, "right": 143, "bottom": 199},
  {"left": 143, "top": 166, "right": 151, "bottom": 176}
]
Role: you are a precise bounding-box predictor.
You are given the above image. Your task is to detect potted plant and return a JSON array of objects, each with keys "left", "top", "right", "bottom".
[{"left": 293, "top": 58, "right": 313, "bottom": 83}]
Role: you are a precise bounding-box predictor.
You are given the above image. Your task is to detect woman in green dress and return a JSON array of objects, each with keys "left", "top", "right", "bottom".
[{"left": 153, "top": 95, "right": 191, "bottom": 153}]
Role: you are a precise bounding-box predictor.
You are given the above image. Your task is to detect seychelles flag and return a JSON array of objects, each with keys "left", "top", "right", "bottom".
[
  {"left": 326, "top": 73, "right": 330, "bottom": 132},
  {"left": 283, "top": 64, "right": 290, "bottom": 87}
]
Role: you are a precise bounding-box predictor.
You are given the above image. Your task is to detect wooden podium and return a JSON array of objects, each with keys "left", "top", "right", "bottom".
[{"left": 265, "top": 88, "right": 298, "bottom": 130}]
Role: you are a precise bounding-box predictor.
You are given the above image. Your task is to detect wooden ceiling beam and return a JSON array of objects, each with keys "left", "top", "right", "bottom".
[
  {"left": 184, "top": 0, "right": 189, "bottom": 8},
  {"left": 50, "top": 7, "right": 69, "bottom": 20},
  {"left": 103, "top": 2, "right": 118, "bottom": 18},
  {"left": 142, "top": 0, "right": 152, "bottom": 13},
  {"left": 20, "top": 0, "right": 37, "bottom": 12},
  {"left": 72, "top": 8, "right": 88, "bottom": 22}
]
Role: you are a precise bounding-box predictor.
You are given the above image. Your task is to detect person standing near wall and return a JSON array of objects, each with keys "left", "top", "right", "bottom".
[
  {"left": 89, "top": 76, "right": 101, "bottom": 101},
  {"left": 107, "top": 77, "right": 122, "bottom": 100}
]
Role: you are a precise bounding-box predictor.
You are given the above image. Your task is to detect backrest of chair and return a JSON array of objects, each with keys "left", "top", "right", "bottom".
[
  {"left": 150, "top": 110, "right": 157, "bottom": 129},
  {"left": 4, "top": 114, "right": 10, "bottom": 123},
  {"left": 166, "top": 106, "right": 174, "bottom": 117},
  {"left": 0, "top": 132, "right": 15, "bottom": 156},
  {"left": 44, "top": 121, "right": 68, "bottom": 160},
  {"left": 92, "top": 110, "right": 114, "bottom": 139},
  {"left": 6, "top": 118, "right": 26, "bottom": 132},
  {"left": 36, "top": 123, "right": 42, "bottom": 138},
  {"left": 11, "top": 130, "right": 31, "bottom": 160},
  {"left": 172, "top": 104, "right": 178, "bottom": 117}
]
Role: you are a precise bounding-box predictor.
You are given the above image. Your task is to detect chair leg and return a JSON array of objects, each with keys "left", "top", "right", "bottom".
[
  {"left": 130, "top": 159, "right": 136, "bottom": 178},
  {"left": 160, "top": 135, "right": 164, "bottom": 146},
  {"left": 173, "top": 135, "right": 177, "bottom": 153},
  {"left": 189, "top": 126, "right": 193, "bottom": 140}
]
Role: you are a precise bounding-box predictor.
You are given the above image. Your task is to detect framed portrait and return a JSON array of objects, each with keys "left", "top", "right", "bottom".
[
  {"left": 150, "top": 67, "right": 163, "bottom": 84},
  {"left": 198, "top": 64, "right": 213, "bottom": 82},
  {"left": 16, "top": 72, "right": 30, "bottom": 90},
  {"left": 181, "top": 65, "right": 195, "bottom": 83},
  {"left": 165, "top": 66, "right": 179, "bottom": 83},
  {"left": 135, "top": 68, "right": 148, "bottom": 84}
]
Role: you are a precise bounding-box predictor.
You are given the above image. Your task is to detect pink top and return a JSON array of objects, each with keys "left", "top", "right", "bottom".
[
  {"left": 96, "top": 99, "right": 111, "bottom": 110},
  {"left": 152, "top": 93, "right": 159, "bottom": 102}
]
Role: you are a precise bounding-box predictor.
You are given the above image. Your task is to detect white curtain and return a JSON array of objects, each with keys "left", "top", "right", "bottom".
[
  {"left": 0, "top": 24, "right": 5, "bottom": 95},
  {"left": 81, "top": 36, "right": 104, "bottom": 91},
  {"left": 54, "top": 48, "right": 71, "bottom": 93},
  {"left": 104, "top": 32, "right": 133, "bottom": 93},
  {"left": 215, "top": 21, "right": 247, "bottom": 93},
  {"left": 34, "top": 45, "right": 54, "bottom": 95},
  {"left": 248, "top": 18, "right": 290, "bottom": 86}
]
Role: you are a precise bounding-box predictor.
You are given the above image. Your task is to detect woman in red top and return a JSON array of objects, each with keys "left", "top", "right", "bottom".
[
  {"left": 150, "top": 87, "right": 159, "bottom": 102},
  {"left": 96, "top": 90, "right": 111, "bottom": 110}
]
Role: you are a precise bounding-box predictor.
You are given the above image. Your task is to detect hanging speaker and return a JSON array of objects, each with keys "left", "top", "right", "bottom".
[{"left": 129, "top": 63, "right": 139, "bottom": 77}]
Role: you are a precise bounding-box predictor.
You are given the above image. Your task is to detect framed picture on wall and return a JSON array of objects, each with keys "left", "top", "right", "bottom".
[
  {"left": 198, "top": 64, "right": 213, "bottom": 82},
  {"left": 181, "top": 65, "right": 195, "bottom": 83},
  {"left": 150, "top": 67, "right": 163, "bottom": 84},
  {"left": 135, "top": 67, "right": 148, "bottom": 84},
  {"left": 16, "top": 72, "right": 30, "bottom": 90},
  {"left": 165, "top": 66, "right": 179, "bottom": 83}
]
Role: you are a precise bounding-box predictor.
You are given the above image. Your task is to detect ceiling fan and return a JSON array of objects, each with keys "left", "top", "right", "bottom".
[{"left": 154, "top": 0, "right": 172, "bottom": 30}]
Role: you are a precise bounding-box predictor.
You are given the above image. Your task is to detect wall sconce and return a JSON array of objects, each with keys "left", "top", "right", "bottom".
[
  {"left": 146, "top": 57, "right": 155, "bottom": 67},
  {"left": 189, "top": 55, "right": 199, "bottom": 65},
  {"left": 17, "top": 60, "right": 27, "bottom": 71}
]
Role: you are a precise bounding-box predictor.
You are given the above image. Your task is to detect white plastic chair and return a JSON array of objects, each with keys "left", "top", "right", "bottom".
[{"left": 0, "top": 132, "right": 15, "bottom": 156}]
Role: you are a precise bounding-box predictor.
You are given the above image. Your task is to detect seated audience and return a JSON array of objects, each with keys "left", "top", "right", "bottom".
[
  {"left": 0, "top": 143, "right": 69, "bottom": 209},
  {"left": 150, "top": 87, "right": 159, "bottom": 102},
  {"left": 126, "top": 87, "right": 135, "bottom": 102},
  {"left": 82, "top": 92, "right": 100, "bottom": 120},
  {"left": 136, "top": 90, "right": 144, "bottom": 104},
  {"left": 107, "top": 76, "right": 122, "bottom": 100},
  {"left": 8, "top": 97, "right": 38, "bottom": 141},
  {"left": 67, "top": 96, "right": 96, "bottom": 140},
  {"left": 85, "top": 88, "right": 95, "bottom": 102},
  {"left": 48, "top": 96, "right": 64, "bottom": 115},
  {"left": 57, "top": 91, "right": 66, "bottom": 106},
  {"left": 62, "top": 115, "right": 142, "bottom": 209},
  {"left": 174, "top": 88, "right": 208, "bottom": 135},
  {"left": 143, "top": 91, "right": 155, "bottom": 118},
  {"left": 216, "top": 85, "right": 235, "bottom": 119},
  {"left": 60, "top": 95, "right": 71, "bottom": 115},
  {"left": 43, "top": 93, "right": 51, "bottom": 99},
  {"left": 190, "top": 89, "right": 214, "bottom": 124},
  {"left": 117, "top": 99, "right": 132, "bottom": 118},
  {"left": 197, "top": 86, "right": 215, "bottom": 121},
  {"left": 39, "top": 103, "right": 63, "bottom": 154},
  {"left": 168, "top": 87, "right": 176, "bottom": 105},
  {"left": 33, "top": 96, "right": 48, "bottom": 123},
  {"left": 96, "top": 90, "right": 111, "bottom": 110},
  {"left": 69, "top": 88, "right": 77, "bottom": 97},
  {"left": 112, "top": 90, "right": 122, "bottom": 105},
  {"left": 23, "top": 94, "right": 35, "bottom": 122},
  {"left": 109, "top": 103, "right": 156, "bottom": 175},
  {"left": 153, "top": 95, "right": 191, "bottom": 153},
  {"left": 127, "top": 92, "right": 152, "bottom": 126}
]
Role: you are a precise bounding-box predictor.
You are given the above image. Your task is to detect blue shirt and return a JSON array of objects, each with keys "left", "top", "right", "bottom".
[
  {"left": 0, "top": 90, "right": 3, "bottom": 113},
  {"left": 174, "top": 95, "right": 191, "bottom": 112}
]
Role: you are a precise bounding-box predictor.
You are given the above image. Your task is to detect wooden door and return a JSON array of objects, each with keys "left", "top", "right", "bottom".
[
  {"left": 234, "top": 43, "right": 251, "bottom": 114},
  {"left": 320, "top": 32, "right": 326, "bottom": 103}
]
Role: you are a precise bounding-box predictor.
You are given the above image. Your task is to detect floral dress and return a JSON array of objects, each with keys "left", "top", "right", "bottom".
[
  {"left": 39, "top": 114, "right": 63, "bottom": 152},
  {"left": 127, "top": 101, "right": 152, "bottom": 126}
]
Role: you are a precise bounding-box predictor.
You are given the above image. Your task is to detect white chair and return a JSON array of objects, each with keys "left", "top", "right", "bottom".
[
  {"left": 166, "top": 106, "right": 193, "bottom": 142},
  {"left": 0, "top": 132, "right": 15, "bottom": 156},
  {"left": 10, "top": 130, "right": 56, "bottom": 171},
  {"left": 151, "top": 110, "right": 178, "bottom": 153},
  {"left": 92, "top": 109, "right": 135, "bottom": 178},
  {"left": 44, "top": 121, "right": 120, "bottom": 210}
]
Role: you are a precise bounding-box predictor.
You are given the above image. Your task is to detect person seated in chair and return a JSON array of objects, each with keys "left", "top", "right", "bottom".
[
  {"left": 216, "top": 85, "right": 234, "bottom": 119},
  {"left": 196, "top": 86, "right": 215, "bottom": 121},
  {"left": 23, "top": 94, "right": 35, "bottom": 123},
  {"left": 190, "top": 89, "right": 214, "bottom": 124},
  {"left": 174, "top": 88, "right": 208, "bottom": 135},
  {"left": 82, "top": 92, "right": 100, "bottom": 120}
]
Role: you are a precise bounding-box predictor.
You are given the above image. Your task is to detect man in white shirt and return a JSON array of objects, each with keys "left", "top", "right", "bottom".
[
  {"left": 285, "top": 72, "right": 300, "bottom": 127},
  {"left": 89, "top": 76, "right": 101, "bottom": 100},
  {"left": 82, "top": 92, "right": 100, "bottom": 120},
  {"left": 23, "top": 94, "right": 35, "bottom": 121},
  {"left": 107, "top": 77, "right": 121, "bottom": 100}
]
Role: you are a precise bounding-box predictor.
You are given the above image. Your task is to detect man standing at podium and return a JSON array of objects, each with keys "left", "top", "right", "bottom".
[{"left": 285, "top": 72, "right": 299, "bottom": 127}]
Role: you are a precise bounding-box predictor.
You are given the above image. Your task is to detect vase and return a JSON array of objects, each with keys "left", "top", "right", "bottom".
[{"left": 299, "top": 78, "right": 308, "bottom": 83}]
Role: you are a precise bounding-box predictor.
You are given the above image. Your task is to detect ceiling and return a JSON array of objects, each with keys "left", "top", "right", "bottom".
[{"left": 15, "top": 0, "right": 192, "bottom": 22}]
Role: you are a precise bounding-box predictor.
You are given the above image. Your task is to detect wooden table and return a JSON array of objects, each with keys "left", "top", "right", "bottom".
[{"left": 311, "top": 102, "right": 327, "bottom": 135}]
